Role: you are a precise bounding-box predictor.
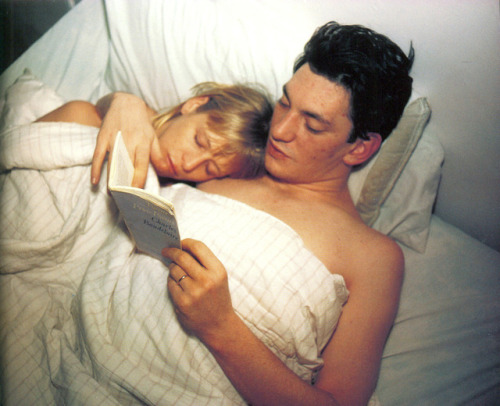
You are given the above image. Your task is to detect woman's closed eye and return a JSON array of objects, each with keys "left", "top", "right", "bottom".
[
  {"left": 206, "top": 161, "right": 221, "bottom": 177},
  {"left": 195, "top": 132, "right": 211, "bottom": 150}
]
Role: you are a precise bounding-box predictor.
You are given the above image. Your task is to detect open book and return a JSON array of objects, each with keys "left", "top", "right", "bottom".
[{"left": 108, "top": 131, "right": 181, "bottom": 265}]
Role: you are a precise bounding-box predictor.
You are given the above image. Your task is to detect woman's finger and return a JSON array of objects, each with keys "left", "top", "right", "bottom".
[
  {"left": 132, "top": 142, "right": 151, "bottom": 188},
  {"left": 150, "top": 136, "right": 169, "bottom": 174},
  {"left": 91, "top": 131, "right": 111, "bottom": 184}
]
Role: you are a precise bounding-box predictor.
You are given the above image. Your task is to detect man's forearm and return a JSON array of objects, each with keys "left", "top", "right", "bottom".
[{"left": 201, "top": 312, "right": 339, "bottom": 406}]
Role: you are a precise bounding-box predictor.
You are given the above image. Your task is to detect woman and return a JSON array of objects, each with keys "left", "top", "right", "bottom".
[{"left": 37, "top": 82, "right": 273, "bottom": 186}]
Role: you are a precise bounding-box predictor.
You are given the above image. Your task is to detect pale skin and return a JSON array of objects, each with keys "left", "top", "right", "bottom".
[
  {"left": 84, "top": 64, "right": 404, "bottom": 405},
  {"left": 36, "top": 94, "right": 244, "bottom": 185},
  {"left": 35, "top": 94, "right": 161, "bottom": 186}
]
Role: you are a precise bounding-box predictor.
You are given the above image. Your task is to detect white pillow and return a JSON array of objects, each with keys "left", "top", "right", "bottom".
[
  {"left": 103, "top": 0, "right": 315, "bottom": 107},
  {"left": 352, "top": 98, "right": 443, "bottom": 252}
]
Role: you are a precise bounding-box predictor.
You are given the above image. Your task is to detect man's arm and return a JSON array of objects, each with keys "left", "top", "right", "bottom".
[
  {"left": 164, "top": 237, "right": 403, "bottom": 406},
  {"left": 197, "top": 306, "right": 342, "bottom": 406},
  {"left": 165, "top": 239, "right": 341, "bottom": 406},
  {"left": 315, "top": 233, "right": 404, "bottom": 405},
  {"left": 91, "top": 92, "right": 165, "bottom": 188}
]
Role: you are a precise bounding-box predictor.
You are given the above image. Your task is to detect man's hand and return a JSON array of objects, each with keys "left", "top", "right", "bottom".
[
  {"left": 163, "top": 239, "right": 236, "bottom": 340},
  {"left": 91, "top": 92, "right": 166, "bottom": 188}
]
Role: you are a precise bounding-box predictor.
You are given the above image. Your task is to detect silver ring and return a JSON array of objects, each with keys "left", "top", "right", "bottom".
[{"left": 177, "top": 274, "right": 188, "bottom": 284}]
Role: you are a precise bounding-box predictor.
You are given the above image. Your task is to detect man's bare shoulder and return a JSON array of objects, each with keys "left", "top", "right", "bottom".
[
  {"left": 341, "top": 220, "right": 404, "bottom": 289},
  {"left": 199, "top": 177, "right": 403, "bottom": 287},
  {"left": 311, "top": 206, "right": 401, "bottom": 278}
]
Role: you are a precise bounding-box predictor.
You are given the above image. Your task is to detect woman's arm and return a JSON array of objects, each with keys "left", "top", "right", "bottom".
[{"left": 91, "top": 92, "right": 166, "bottom": 188}]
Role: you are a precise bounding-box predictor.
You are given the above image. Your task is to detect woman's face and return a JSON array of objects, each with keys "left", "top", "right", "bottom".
[{"left": 155, "top": 110, "right": 243, "bottom": 182}]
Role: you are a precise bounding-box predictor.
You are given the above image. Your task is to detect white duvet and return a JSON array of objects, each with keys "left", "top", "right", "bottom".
[{"left": 0, "top": 122, "right": 348, "bottom": 405}]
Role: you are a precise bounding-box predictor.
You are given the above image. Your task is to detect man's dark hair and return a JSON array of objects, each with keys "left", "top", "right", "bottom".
[{"left": 294, "top": 21, "right": 414, "bottom": 142}]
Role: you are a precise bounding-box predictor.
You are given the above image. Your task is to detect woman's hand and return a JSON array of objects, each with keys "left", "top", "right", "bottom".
[
  {"left": 163, "top": 239, "right": 236, "bottom": 340},
  {"left": 91, "top": 92, "right": 166, "bottom": 188}
]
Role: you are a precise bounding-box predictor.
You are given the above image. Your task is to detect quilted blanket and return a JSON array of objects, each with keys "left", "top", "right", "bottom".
[{"left": 0, "top": 122, "right": 348, "bottom": 405}]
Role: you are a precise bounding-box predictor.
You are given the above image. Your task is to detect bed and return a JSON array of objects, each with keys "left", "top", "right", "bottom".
[{"left": 1, "top": 1, "right": 499, "bottom": 405}]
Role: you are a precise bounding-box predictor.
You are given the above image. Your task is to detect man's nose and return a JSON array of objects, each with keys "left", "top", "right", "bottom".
[{"left": 272, "top": 110, "right": 297, "bottom": 142}]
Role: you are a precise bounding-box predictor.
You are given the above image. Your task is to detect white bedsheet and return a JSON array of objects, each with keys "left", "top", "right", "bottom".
[
  {"left": 0, "top": 122, "right": 119, "bottom": 404},
  {"left": 0, "top": 122, "right": 348, "bottom": 405}
]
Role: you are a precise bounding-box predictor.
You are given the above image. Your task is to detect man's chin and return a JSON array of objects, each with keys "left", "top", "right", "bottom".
[
  {"left": 265, "top": 166, "right": 294, "bottom": 183},
  {"left": 265, "top": 156, "right": 289, "bottom": 176}
]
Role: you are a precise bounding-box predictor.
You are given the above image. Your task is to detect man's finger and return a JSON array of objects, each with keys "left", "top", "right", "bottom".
[
  {"left": 162, "top": 245, "right": 206, "bottom": 281},
  {"left": 181, "top": 239, "right": 225, "bottom": 273}
]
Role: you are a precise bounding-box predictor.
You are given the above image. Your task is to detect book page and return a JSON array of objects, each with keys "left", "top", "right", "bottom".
[
  {"left": 109, "top": 131, "right": 134, "bottom": 188},
  {"left": 107, "top": 131, "right": 181, "bottom": 266}
]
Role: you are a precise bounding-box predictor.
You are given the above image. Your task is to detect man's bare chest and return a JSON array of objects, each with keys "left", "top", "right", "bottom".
[
  {"left": 198, "top": 180, "right": 353, "bottom": 272},
  {"left": 244, "top": 196, "right": 348, "bottom": 272}
]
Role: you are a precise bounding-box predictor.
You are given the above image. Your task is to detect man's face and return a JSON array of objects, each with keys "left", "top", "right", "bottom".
[{"left": 265, "top": 64, "right": 355, "bottom": 184}]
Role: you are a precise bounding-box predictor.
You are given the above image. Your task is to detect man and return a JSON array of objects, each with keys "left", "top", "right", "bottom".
[{"left": 95, "top": 22, "right": 414, "bottom": 405}]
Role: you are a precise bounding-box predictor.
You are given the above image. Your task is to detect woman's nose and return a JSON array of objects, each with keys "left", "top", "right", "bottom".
[{"left": 182, "top": 152, "right": 210, "bottom": 172}]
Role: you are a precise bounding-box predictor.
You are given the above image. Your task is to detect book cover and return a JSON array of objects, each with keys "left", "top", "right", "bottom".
[{"left": 108, "top": 131, "right": 181, "bottom": 265}]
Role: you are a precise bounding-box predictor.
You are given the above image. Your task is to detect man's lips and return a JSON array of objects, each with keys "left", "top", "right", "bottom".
[{"left": 267, "top": 139, "right": 289, "bottom": 159}]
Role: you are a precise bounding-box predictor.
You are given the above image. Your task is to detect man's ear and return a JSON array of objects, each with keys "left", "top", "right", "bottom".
[
  {"left": 180, "top": 96, "right": 210, "bottom": 115},
  {"left": 343, "top": 132, "right": 382, "bottom": 166}
]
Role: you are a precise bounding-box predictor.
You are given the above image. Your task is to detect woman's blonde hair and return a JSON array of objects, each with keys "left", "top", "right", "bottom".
[{"left": 152, "top": 82, "right": 273, "bottom": 178}]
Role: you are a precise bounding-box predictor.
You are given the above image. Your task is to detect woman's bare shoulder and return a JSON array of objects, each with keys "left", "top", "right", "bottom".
[{"left": 36, "top": 100, "right": 102, "bottom": 127}]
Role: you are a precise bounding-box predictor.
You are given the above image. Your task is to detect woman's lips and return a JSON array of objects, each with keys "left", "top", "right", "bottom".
[{"left": 166, "top": 154, "right": 178, "bottom": 176}]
